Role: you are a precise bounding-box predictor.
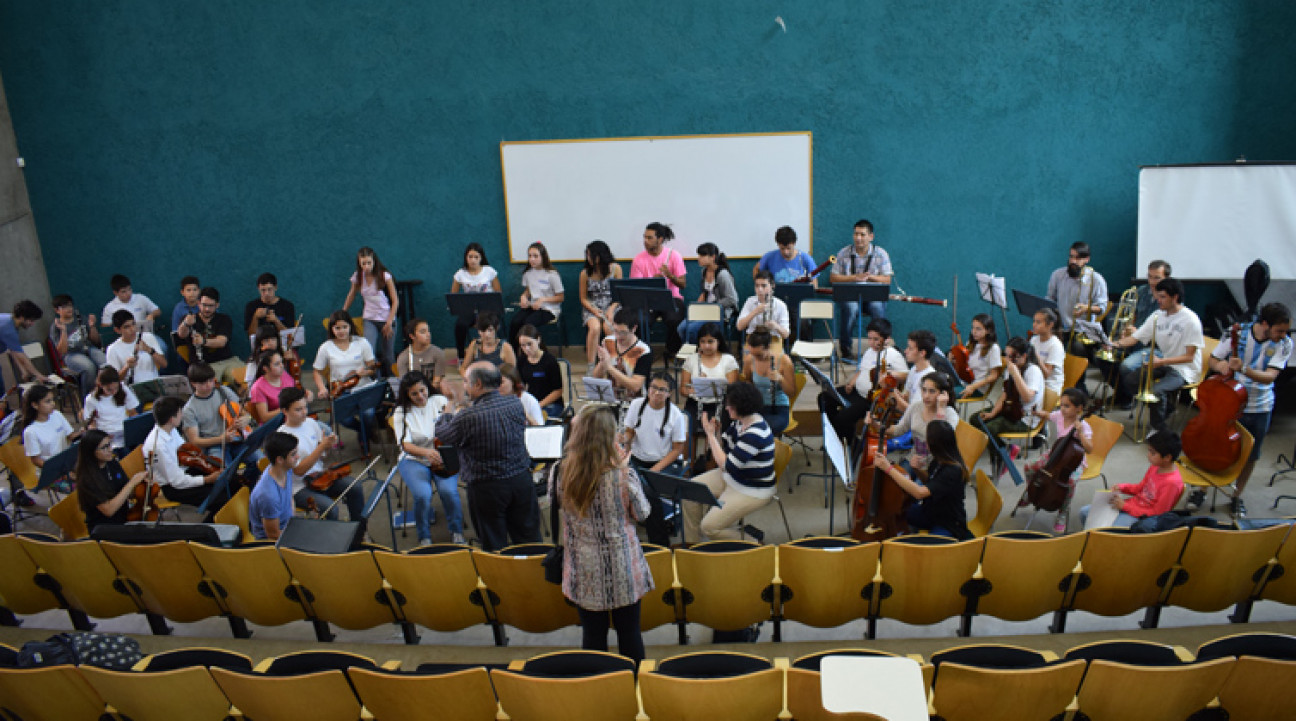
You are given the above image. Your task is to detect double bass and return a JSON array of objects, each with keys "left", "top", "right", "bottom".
[
  {"left": 1181, "top": 323, "right": 1247, "bottom": 471},
  {"left": 851, "top": 376, "right": 910, "bottom": 541}
]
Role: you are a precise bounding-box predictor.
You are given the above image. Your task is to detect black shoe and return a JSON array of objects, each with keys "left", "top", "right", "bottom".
[
  {"left": 14, "top": 490, "right": 35, "bottom": 508},
  {"left": 840, "top": 347, "right": 856, "bottom": 361},
  {"left": 1230, "top": 498, "right": 1247, "bottom": 519},
  {"left": 742, "top": 524, "right": 766, "bottom": 543},
  {"left": 1185, "top": 489, "right": 1206, "bottom": 513}
]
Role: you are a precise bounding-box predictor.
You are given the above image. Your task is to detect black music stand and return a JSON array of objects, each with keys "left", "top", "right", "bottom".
[
  {"left": 832, "top": 283, "right": 890, "bottom": 355},
  {"left": 446, "top": 291, "right": 505, "bottom": 322},
  {"left": 123, "top": 412, "right": 156, "bottom": 451},
  {"left": 775, "top": 284, "right": 816, "bottom": 341},
  {"left": 331, "top": 381, "right": 387, "bottom": 457},
  {"left": 613, "top": 280, "right": 675, "bottom": 348},
  {"left": 35, "top": 443, "right": 80, "bottom": 494},
  {"left": 198, "top": 414, "right": 284, "bottom": 516},
  {"left": 1012, "top": 289, "right": 1058, "bottom": 320},
  {"left": 640, "top": 469, "right": 720, "bottom": 547}
]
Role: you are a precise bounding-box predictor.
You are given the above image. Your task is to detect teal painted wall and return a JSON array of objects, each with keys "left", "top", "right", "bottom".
[{"left": 1, "top": 1, "right": 1293, "bottom": 354}]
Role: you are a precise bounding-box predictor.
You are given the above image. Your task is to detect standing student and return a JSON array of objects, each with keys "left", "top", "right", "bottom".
[
  {"left": 176, "top": 287, "right": 243, "bottom": 385},
  {"left": 740, "top": 330, "right": 796, "bottom": 437},
  {"left": 105, "top": 311, "right": 167, "bottom": 387},
  {"left": 463, "top": 311, "right": 516, "bottom": 369},
  {"left": 579, "top": 240, "right": 623, "bottom": 365},
  {"left": 677, "top": 243, "right": 737, "bottom": 345},
  {"left": 83, "top": 367, "right": 139, "bottom": 451},
  {"left": 629, "top": 222, "right": 687, "bottom": 361},
  {"left": 508, "top": 242, "right": 565, "bottom": 347},
  {"left": 873, "top": 420, "right": 972, "bottom": 540},
  {"left": 49, "top": 294, "right": 103, "bottom": 395},
  {"left": 393, "top": 372, "right": 465, "bottom": 545},
  {"left": 1029, "top": 308, "right": 1066, "bottom": 394},
  {"left": 450, "top": 243, "right": 500, "bottom": 362},
  {"left": 75, "top": 429, "right": 147, "bottom": 531},
  {"left": 958, "top": 313, "right": 1003, "bottom": 400},
  {"left": 395, "top": 318, "right": 447, "bottom": 393},
  {"left": 248, "top": 432, "right": 299, "bottom": 541},
  {"left": 244, "top": 272, "right": 295, "bottom": 337},
  {"left": 171, "top": 276, "right": 202, "bottom": 334},
  {"left": 342, "top": 246, "right": 399, "bottom": 375},
  {"left": 515, "top": 324, "right": 564, "bottom": 418}
]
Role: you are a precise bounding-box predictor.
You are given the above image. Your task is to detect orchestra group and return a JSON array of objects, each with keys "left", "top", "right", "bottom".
[{"left": 1, "top": 223, "right": 1292, "bottom": 657}]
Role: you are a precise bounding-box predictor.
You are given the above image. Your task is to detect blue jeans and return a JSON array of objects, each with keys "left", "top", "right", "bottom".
[
  {"left": 398, "top": 458, "right": 463, "bottom": 541},
  {"left": 363, "top": 319, "right": 396, "bottom": 375},
  {"left": 63, "top": 348, "right": 106, "bottom": 396},
  {"left": 838, "top": 300, "right": 888, "bottom": 349},
  {"left": 763, "top": 406, "right": 790, "bottom": 437},
  {"left": 542, "top": 402, "right": 565, "bottom": 420}
]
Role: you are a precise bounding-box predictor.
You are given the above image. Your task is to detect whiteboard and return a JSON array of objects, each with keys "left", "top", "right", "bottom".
[
  {"left": 501, "top": 133, "right": 813, "bottom": 263},
  {"left": 1138, "top": 164, "right": 1296, "bottom": 280}
]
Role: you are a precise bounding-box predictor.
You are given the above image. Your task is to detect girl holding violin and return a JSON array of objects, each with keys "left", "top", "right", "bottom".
[
  {"left": 874, "top": 371, "right": 960, "bottom": 480},
  {"left": 593, "top": 307, "right": 653, "bottom": 398},
  {"left": 249, "top": 351, "right": 311, "bottom": 424},
  {"left": 740, "top": 329, "right": 797, "bottom": 436},
  {"left": 463, "top": 311, "right": 516, "bottom": 369},
  {"left": 1023, "top": 386, "right": 1094, "bottom": 533},
  {"left": 342, "top": 246, "right": 399, "bottom": 376},
  {"left": 393, "top": 371, "right": 465, "bottom": 545},
  {"left": 83, "top": 366, "right": 139, "bottom": 452},
  {"left": 451, "top": 242, "right": 501, "bottom": 362},
  {"left": 980, "top": 336, "right": 1047, "bottom": 475},
  {"left": 75, "top": 429, "right": 148, "bottom": 531},
  {"left": 958, "top": 313, "right": 1003, "bottom": 400},
  {"left": 314, "top": 310, "right": 380, "bottom": 443},
  {"left": 872, "top": 419, "right": 972, "bottom": 540}
]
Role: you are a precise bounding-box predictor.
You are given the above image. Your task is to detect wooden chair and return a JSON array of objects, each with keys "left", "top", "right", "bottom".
[
  {"left": 1074, "top": 656, "right": 1234, "bottom": 721},
  {"left": 873, "top": 536, "right": 984, "bottom": 636},
  {"left": 370, "top": 547, "right": 494, "bottom": 633},
  {"left": 1077, "top": 414, "right": 1123, "bottom": 488},
  {"left": 1064, "top": 638, "right": 1193, "bottom": 666},
  {"left": 972, "top": 531, "right": 1085, "bottom": 634},
  {"left": 210, "top": 651, "right": 385, "bottom": 721},
  {"left": 471, "top": 544, "right": 580, "bottom": 638},
  {"left": 966, "top": 469, "right": 1002, "bottom": 537},
  {"left": 781, "top": 372, "right": 812, "bottom": 462},
  {"left": 98, "top": 540, "right": 230, "bottom": 635},
  {"left": 278, "top": 548, "right": 414, "bottom": 643},
  {"left": 955, "top": 420, "right": 989, "bottom": 472},
  {"left": 212, "top": 486, "right": 252, "bottom": 542},
  {"left": 1197, "top": 632, "right": 1296, "bottom": 662},
  {"left": 930, "top": 642, "right": 1056, "bottom": 671},
  {"left": 1163, "top": 525, "right": 1289, "bottom": 620},
  {"left": 0, "top": 533, "right": 61, "bottom": 625},
  {"left": 786, "top": 649, "right": 928, "bottom": 721},
  {"left": 556, "top": 356, "right": 574, "bottom": 409},
  {"left": 188, "top": 543, "right": 311, "bottom": 629},
  {"left": 954, "top": 371, "right": 1000, "bottom": 420},
  {"left": 79, "top": 662, "right": 235, "bottom": 721},
  {"left": 639, "top": 543, "right": 680, "bottom": 632},
  {"left": 1212, "top": 656, "right": 1296, "bottom": 721},
  {"left": 998, "top": 389, "right": 1059, "bottom": 459},
  {"left": 0, "top": 664, "right": 110, "bottom": 721},
  {"left": 320, "top": 317, "right": 364, "bottom": 335},
  {"left": 491, "top": 651, "right": 640, "bottom": 721},
  {"left": 1178, "top": 422, "right": 1254, "bottom": 512},
  {"left": 349, "top": 665, "right": 500, "bottom": 721},
  {"left": 639, "top": 651, "right": 785, "bottom": 721},
  {"left": 18, "top": 535, "right": 143, "bottom": 626},
  {"left": 745, "top": 440, "right": 795, "bottom": 542},
  {"left": 48, "top": 490, "right": 90, "bottom": 540},
  {"left": 777, "top": 538, "right": 878, "bottom": 630},
  {"left": 1260, "top": 530, "right": 1296, "bottom": 607},
  {"left": 929, "top": 660, "right": 1085, "bottom": 721},
  {"left": 1061, "top": 353, "right": 1088, "bottom": 396},
  {"left": 0, "top": 436, "right": 46, "bottom": 514},
  {"left": 672, "top": 541, "right": 778, "bottom": 642},
  {"left": 1066, "top": 527, "right": 1189, "bottom": 629}
]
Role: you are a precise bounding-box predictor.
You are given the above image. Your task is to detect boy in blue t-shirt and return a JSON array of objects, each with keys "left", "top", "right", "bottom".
[
  {"left": 249, "top": 431, "right": 299, "bottom": 540},
  {"left": 755, "top": 226, "right": 818, "bottom": 341}
]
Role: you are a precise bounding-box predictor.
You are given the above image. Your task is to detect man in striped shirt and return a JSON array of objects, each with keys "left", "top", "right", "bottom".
[{"left": 683, "top": 381, "right": 776, "bottom": 542}]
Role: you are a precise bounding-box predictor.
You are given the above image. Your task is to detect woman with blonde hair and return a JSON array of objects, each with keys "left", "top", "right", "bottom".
[{"left": 551, "top": 404, "right": 654, "bottom": 663}]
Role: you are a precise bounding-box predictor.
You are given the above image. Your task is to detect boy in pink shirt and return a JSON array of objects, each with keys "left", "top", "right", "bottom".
[
  {"left": 1082, "top": 430, "right": 1184, "bottom": 528},
  {"left": 629, "top": 221, "right": 687, "bottom": 360}
]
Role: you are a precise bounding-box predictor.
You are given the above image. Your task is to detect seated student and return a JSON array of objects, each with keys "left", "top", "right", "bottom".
[
  {"left": 450, "top": 242, "right": 501, "bottom": 363},
  {"left": 0, "top": 300, "right": 49, "bottom": 385},
  {"left": 516, "top": 324, "right": 564, "bottom": 418},
  {"left": 171, "top": 276, "right": 201, "bottom": 334},
  {"left": 278, "top": 387, "right": 365, "bottom": 522},
  {"left": 395, "top": 318, "right": 447, "bottom": 393},
  {"left": 876, "top": 372, "right": 960, "bottom": 480},
  {"left": 1081, "top": 430, "right": 1184, "bottom": 528},
  {"left": 957, "top": 313, "right": 1003, "bottom": 400},
  {"left": 736, "top": 270, "right": 791, "bottom": 340},
  {"left": 500, "top": 364, "right": 544, "bottom": 426},
  {"left": 754, "top": 226, "right": 817, "bottom": 340},
  {"left": 592, "top": 307, "right": 654, "bottom": 398},
  {"left": 244, "top": 323, "right": 287, "bottom": 385},
  {"left": 249, "top": 351, "right": 308, "bottom": 424},
  {"left": 508, "top": 241, "right": 566, "bottom": 348},
  {"left": 105, "top": 310, "right": 167, "bottom": 391},
  {"left": 49, "top": 294, "right": 104, "bottom": 396},
  {"left": 464, "top": 311, "right": 516, "bottom": 369},
  {"left": 683, "top": 381, "right": 776, "bottom": 543},
  {"left": 176, "top": 287, "right": 244, "bottom": 386},
  {"left": 1029, "top": 308, "right": 1066, "bottom": 395},
  {"left": 75, "top": 429, "right": 147, "bottom": 531},
  {"left": 391, "top": 373, "right": 464, "bottom": 545},
  {"left": 872, "top": 420, "right": 973, "bottom": 540},
  {"left": 313, "top": 310, "right": 380, "bottom": 445},
  {"left": 624, "top": 373, "right": 689, "bottom": 547},
  {"left": 20, "top": 386, "right": 81, "bottom": 500},
  {"left": 740, "top": 330, "right": 796, "bottom": 437},
  {"left": 677, "top": 242, "right": 738, "bottom": 345},
  {"left": 143, "top": 396, "right": 227, "bottom": 517},
  {"left": 249, "top": 432, "right": 300, "bottom": 541},
  {"left": 100, "top": 273, "right": 162, "bottom": 335},
  {"left": 818, "top": 318, "right": 908, "bottom": 442},
  {"left": 979, "top": 336, "right": 1047, "bottom": 477},
  {"left": 1023, "top": 387, "right": 1094, "bottom": 533},
  {"left": 182, "top": 361, "right": 248, "bottom": 463},
  {"left": 83, "top": 367, "right": 139, "bottom": 451},
  {"left": 680, "top": 322, "right": 740, "bottom": 427},
  {"left": 243, "top": 272, "right": 296, "bottom": 337},
  {"left": 894, "top": 329, "right": 938, "bottom": 414}
]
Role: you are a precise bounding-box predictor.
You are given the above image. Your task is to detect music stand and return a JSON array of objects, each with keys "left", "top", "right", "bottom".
[
  {"left": 832, "top": 283, "right": 890, "bottom": 355},
  {"left": 640, "top": 469, "right": 720, "bottom": 547},
  {"left": 579, "top": 377, "right": 618, "bottom": 404},
  {"left": 525, "top": 425, "right": 565, "bottom": 460},
  {"left": 198, "top": 414, "right": 284, "bottom": 516},
  {"left": 775, "top": 284, "right": 816, "bottom": 340},
  {"left": 1012, "top": 289, "right": 1058, "bottom": 320},
  {"left": 446, "top": 291, "right": 505, "bottom": 322},
  {"left": 976, "top": 272, "right": 1011, "bottom": 337},
  {"left": 686, "top": 378, "right": 728, "bottom": 461},
  {"left": 36, "top": 443, "right": 80, "bottom": 493},
  {"left": 797, "top": 356, "right": 848, "bottom": 409},
  {"left": 331, "top": 381, "right": 387, "bottom": 456},
  {"left": 123, "top": 413, "right": 156, "bottom": 452},
  {"left": 612, "top": 279, "right": 673, "bottom": 347}
]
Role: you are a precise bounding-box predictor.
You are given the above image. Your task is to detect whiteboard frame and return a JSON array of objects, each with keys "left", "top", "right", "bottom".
[{"left": 500, "top": 131, "right": 814, "bottom": 264}]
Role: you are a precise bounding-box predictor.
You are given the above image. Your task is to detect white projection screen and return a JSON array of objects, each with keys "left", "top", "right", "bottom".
[
  {"left": 1138, "top": 164, "right": 1296, "bottom": 280},
  {"left": 501, "top": 133, "right": 812, "bottom": 263}
]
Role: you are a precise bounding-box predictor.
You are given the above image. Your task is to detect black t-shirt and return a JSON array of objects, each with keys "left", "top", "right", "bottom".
[
  {"left": 79, "top": 459, "right": 131, "bottom": 530},
  {"left": 920, "top": 462, "right": 972, "bottom": 540},
  {"left": 189, "top": 312, "right": 235, "bottom": 362},
  {"left": 244, "top": 297, "right": 296, "bottom": 335},
  {"left": 518, "top": 352, "right": 562, "bottom": 405}
]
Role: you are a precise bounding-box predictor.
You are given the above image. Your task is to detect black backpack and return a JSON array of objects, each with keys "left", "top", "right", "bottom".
[{"left": 16, "top": 632, "right": 143, "bottom": 670}]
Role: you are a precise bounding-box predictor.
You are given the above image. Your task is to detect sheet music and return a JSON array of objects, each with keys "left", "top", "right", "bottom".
[
  {"left": 1073, "top": 319, "right": 1111, "bottom": 346},
  {"left": 975, "top": 272, "right": 1007, "bottom": 309},
  {"left": 821, "top": 412, "right": 850, "bottom": 486},
  {"left": 1084, "top": 490, "right": 1121, "bottom": 529},
  {"left": 691, "top": 377, "right": 728, "bottom": 402},
  {"left": 525, "top": 425, "right": 565, "bottom": 459},
  {"left": 579, "top": 376, "right": 617, "bottom": 403}
]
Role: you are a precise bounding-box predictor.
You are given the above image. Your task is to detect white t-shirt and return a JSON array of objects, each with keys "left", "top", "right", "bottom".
[
  {"left": 522, "top": 269, "right": 564, "bottom": 316},
  {"left": 392, "top": 398, "right": 450, "bottom": 465},
  {"left": 854, "top": 346, "right": 908, "bottom": 396},
  {"left": 281, "top": 419, "right": 333, "bottom": 494},
  {"left": 313, "top": 338, "right": 376, "bottom": 388},
  {"left": 1030, "top": 335, "right": 1066, "bottom": 393},
  {"left": 1131, "top": 307, "right": 1204, "bottom": 384},
  {"left": 102, "top": 293, "right": 159, "bottom": 327},
  {"left": 83, "top": 387, "right": 140, "bottom": 448},
  {"left": 683, "top": 353, "right": 740, "bottom": 400},
  {"left": 966, "top": 343, "right": 1003, "bottom": 383},
  {"left": 739, "top": 295, "right": 790, "bottom": 338},
  {"left": 1016, "top": 364, "right": 1047, "bottom": 416},
  {"left": 904, "top": 365, "right": 935, "bottom": 407},
  {"left": 106, "top": 333, "right": 164, "bottom": 383},
  {"left": 22, "top": 414, "right": 74, "bottom": 462},
  {"left": 519, "top": 392, "right": 543, "bottom": 425},
  {"left": 625, "top": 398, "right": 689, "bottom": 463},
  {"left": 453, "top": 266, "right": 498, "bottom": 293}
]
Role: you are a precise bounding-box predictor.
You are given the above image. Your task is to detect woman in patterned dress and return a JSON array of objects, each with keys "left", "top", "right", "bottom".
[{"left": 551, "top": 404, "right": 654, "bottom": 663}]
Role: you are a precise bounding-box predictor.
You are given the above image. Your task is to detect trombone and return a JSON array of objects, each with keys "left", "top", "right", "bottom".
[
  {"left": 1068, "top": 267, "right": 1100, "bottom": 349},
  {"left": 1128, "top": 321, "right": 1159, "bottom": 441}
]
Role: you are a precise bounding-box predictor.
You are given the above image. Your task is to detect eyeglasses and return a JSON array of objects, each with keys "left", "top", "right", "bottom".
[{"left": 648, "top": 386, "right": 671, "bottom": 394}]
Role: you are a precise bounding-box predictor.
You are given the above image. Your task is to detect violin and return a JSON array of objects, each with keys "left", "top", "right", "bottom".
[
  {"left": 285, "top": 314, "right": 305, "bottom": 385},
  {"left": 1181, "top": 323, "right": 1247, "bottom": 472},
  {"left": 1023, "top": 409, "right": 1091, "bottom": 512},
  {"left": 851, "top": 398, "right": 909, "bottom": 541},
  {"left": 793, "top": 256, "right": 836, "bottom": 283},
  {"left": 998, "top": 358, "right": 1026, "bottom": 424},
  {"left": 126, "top": 451, "right": 162, "bottom": 522},
  {"left": 948, "top": 276, "right": 973, "bottom": 383},
  {"left": 602, "top": 336, "right": 646, "bottom": 376},
  {"left": 178, "top": 443, "right": 223, "bottom": 474},
  {"left": 330, "top": 372, "right": 363, "bottom": 397},
  {"left": 307, "top": 461, "right": 352, "bottom": 493}
]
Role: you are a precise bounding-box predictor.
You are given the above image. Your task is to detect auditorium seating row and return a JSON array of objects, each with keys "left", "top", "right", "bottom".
[
  {"left": 2, "top": 634, "right": 1294, "bottom": 721},
  {"left": 2, "top": 525, "right": 1295, "bottom": 646}
]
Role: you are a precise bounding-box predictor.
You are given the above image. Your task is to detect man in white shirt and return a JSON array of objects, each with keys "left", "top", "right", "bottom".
[
  {"left": 277, "top": 387, "right": 364, "bottom": 521},
  {"left": 737, "top": 271, "right": 791, "bottom": 340},
  {"left": 143, "top": 396, "right": 226, "bottom": 517},
  {"left": 1108, "top": 277, "right": 1203, "bottom": 432},
  {"left": 819, "top": 318, "right": 909, "bottom": 442},
  {"left": 105, "top": 311, "right": 167, "bottom": 390}
]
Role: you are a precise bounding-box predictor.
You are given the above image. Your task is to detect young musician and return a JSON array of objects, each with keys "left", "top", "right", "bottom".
[
  {"left": 980, "top": 336, "right": 1047, "bottom": 475},
  {"left": 829, "top": 219, "right": 894, "bottom": 358},
  {"left": 83, "top": 367, "right": 139, "bottom": 451},
  {"left": 243, "top": 272, "right": 295, "bottom": 336},
  {"left": 499, "top": 364, "right": 544, "bottom": 426},
  {"left": 756, "top": 226, "right": 817, "bottom": 340},
  {"left": 684, "top": 381, "right": 776, "bottom": 543},
  {"left": 100, "top": 274, "right": 161, "bottom": 330},
  {"left": 1108, "top": 277, "right": 1203, "bottom": 433},
  {"left": 278, "top": 387, "right": 365, "bottom": 522},
  {"left": 450, "top": 243, "right": 500, "bottom": 362},
  {"left": 0, "top": 300, "right": 48, "bottom": 385},
  {"left": 623, "top": 373, "right": 689, "bottom": 547},
  {"left": 681, "top": 322, "right": 741, "bottom": 410},
  {"left": 894, "top": 329, "right": 938, "bottom": 413},
  {"left": 629, "top": 222, "right": 687, "bottom": 360},
  {"left": 21, "top": 385, "right": 81, "bottom": 470},
  {"left": 171, "top": 276, "right": 201, "bottom": 333},
  {"left": 143, "top": 396, "right": 226, "bottom": 516},
  {"left": 740, "top": 330, "right": 796, "bottom": 436},
  {"left": 176, "top": 287, "right": 244, "bottom": 385},
  {"left": 1023, "top": 386, "right": 1094, "bottom": 533},
  {"left": 958, "top": 313, "right": 1003, "bottom": 400},
  {"left": 392, "top": 373, "right": 464, "bottom": 545},
  {"left": 1029, "top": 308, "right": 1066, "bottom": 394},
  {"left": 877, "top": 372, "right": 960, "bottom": 479},
  {"left": 592, "top": 307, "right": 653, "bottom": 397},
  {"left": 245, "top": 323, "right": 286, "bottom": 384},
  {"left": 395, "top": 318, "right": 447, "bottom": 393},
  {"left": 516, "top": 324, "right": 564, "bottom": 418},
  {"left": 75, "top": 429, "right": 147, "bottom": 531},
  {"left": 50, "top": 294, "right": 103, "bottom": 395},
  {"left": 182, "top": 361, "right": 247, "bottom": 463},
  {"left": 248, "top": 351, "right": 306, "bottom": 424},
  {"left": 677, "top": 243, "right": 737, "bottom": 345},
  {"left": 819, "top": 318, "right": 908, "bottom": 442},
  {"left": 873, "top": 420, "right": 972, "bottom": 540},
  {"left": 313, "top": 310, "right": 379, "bottom": 442},
  {"left": 1203, "top": 302, "right": 1291, "bottom": 518},
  {"left": 463, "top": 311, "right": 516, "bottom": 369},
  {"left": 509, "top": 242, "right": 565, "bottom": 347},
  {"left": 343, "top": 246, "right": 400, "bottom": 375},
  {"left": 579, "top": 240, "right": 623, "bottom": 365},
  {"left": 737, "top": 270, "right": 791, "bottom": 340},
  {"left": 105, "top": 310, "right": 167, "bottom": 389},
  {"left": 249, "top": 432, "right": 299, "bottom": 541},
  {"left": 1081, "top": 430, "right": 1183, "bottom": 529}
]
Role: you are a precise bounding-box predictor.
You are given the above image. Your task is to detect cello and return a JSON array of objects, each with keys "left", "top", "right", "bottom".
[
  {"left": 948, "top": 276, "right": 973, "bottom": 383},
  {"left": 1022, "top": 409, "right": 1092, "bottom": 512},
  {"left": 851, "top": 379, "right": 910, "bottom": 541},
  {"left": 1181, "top": 323, "right": 1247, "bottom": 472}
]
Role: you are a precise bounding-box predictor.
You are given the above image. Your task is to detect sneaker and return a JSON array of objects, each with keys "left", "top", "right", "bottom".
[
  {"left": 1231, "top": 498, "right": 1247, "bottom": 519},
  {"left": 417, "top": 538, "right": 432, "bottom": 547},
  {"left": 1053, "top": 517, "right": 1067, "bottom": 534},
  {"left": 452, "top": 532, "right": 466, "bottom": 545},
  {"left": 14, "top": 490, "right": 35, "bottom": 508},
  {"left": 1185, "top": 489, "right": 1206, "bottom": 513}
]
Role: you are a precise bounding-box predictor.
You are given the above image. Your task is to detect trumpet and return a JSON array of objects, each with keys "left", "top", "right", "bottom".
[{"left": 1094, "top": 285, "right": 1138, "bottom": 363}]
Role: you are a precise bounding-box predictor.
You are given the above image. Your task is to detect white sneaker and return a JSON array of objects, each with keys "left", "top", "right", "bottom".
[
  {"left": 452, "top": 532, "right": 466, "bottom": 545},
  {"left": 417, "top": 538, "right": 432, "bottom": 547}
]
